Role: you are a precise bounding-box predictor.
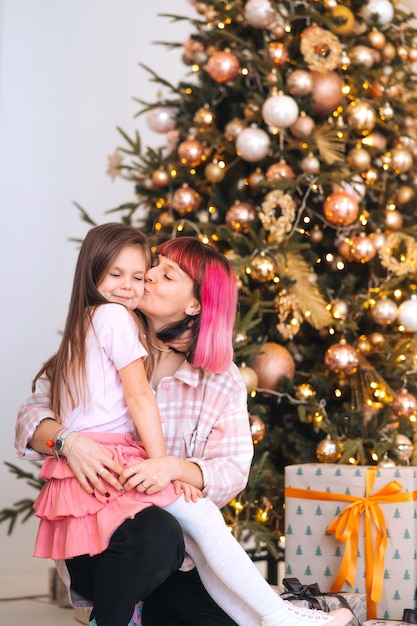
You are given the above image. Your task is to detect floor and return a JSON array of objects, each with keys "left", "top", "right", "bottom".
[{"left": 0, "top": 595, "right": 81, "bottom": 625}]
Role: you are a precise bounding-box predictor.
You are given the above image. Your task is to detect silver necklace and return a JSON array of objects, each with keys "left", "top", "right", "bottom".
[{"left": 150, "top": 341, "right": 171, "bottom": 353}]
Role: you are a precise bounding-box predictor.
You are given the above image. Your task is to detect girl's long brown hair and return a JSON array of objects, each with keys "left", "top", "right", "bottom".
[{"left": 33, "top": 223, "right": 151, "bottom": 418}]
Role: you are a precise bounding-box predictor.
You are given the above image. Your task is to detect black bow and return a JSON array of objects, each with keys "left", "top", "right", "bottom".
[
  {"left": 281, "top": 578, "right": 324, "bottom": 611},
  {"left": 281, "top": 577, "right": 360, "bottom": 624}
]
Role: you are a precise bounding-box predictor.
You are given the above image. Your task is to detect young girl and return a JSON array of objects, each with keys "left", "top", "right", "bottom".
[{"left": 31, "top": 224, "right": 352, "bottom": 626}]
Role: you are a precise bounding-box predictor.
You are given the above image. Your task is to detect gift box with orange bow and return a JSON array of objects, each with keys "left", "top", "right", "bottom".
[{"left": 284, "top": 464, "right": 417, "bottom": 620}]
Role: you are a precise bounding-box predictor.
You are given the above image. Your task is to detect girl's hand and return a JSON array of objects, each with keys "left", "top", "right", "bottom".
[
  {"left": 173, "top": 480, "right": 202, "bottom": 503},
  {"left": 119, "top": 456, "right": 176, "bottom": 494},
  {"left": 64, "top": 433, "right": 124, "bottom": 496}
]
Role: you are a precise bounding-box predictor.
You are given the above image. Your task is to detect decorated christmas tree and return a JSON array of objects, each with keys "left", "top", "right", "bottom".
[{"left": 99, "top": 0, "right": 417, "bottom": 555}]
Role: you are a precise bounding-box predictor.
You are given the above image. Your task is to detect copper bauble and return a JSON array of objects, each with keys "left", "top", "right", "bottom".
[
  {"left": 368, "top": 28, "right": 386, "bottom": 50},
  {"left": 349, "top": 234, "right": 377, "bottom": 263},
  {"left": 207, "top": 50, "right": 240, "bottom": 84},
  {"left": 266, "top": 160, "right": 295, "bottom": 181},
  {"left": 291, "top": 114, "right": 315, "bottom": 138},
  {"left": 369, "top": 332, "right": 385, "bottom": 348},
  {"left": 171, "top": 184, "right": 200, "bottom": 214},
  {"left": 311, "top": 71, "right": 345, "bottom": 115},
  {"left": 268, "top": 42, "right": 290, "bottom": 66},
  {"left": 324, "top": 338, "right": 359, "bottom": 375},
  {"left": 354, "top": 334, "right": 372, "bottom": 355},
  {"left": 238, "top": 363, "right": 259, "bottom": 392},
  {"left": 251, "top": 342, "right": 296, "bottom": 389},
  {"left": 225, "top": 201, "right": 257, "bottom": 233},
  {"left": 390, "top": 147, "right": 413, "bottom": 174},
  {"left": 194, "top": 106, "right": 215, "bottom": 127},
  {"left": 323, "top": 192, "right": 359, "bottom": 226},
  {"left": 371, "top": 297, "right": 398, "bottom": 325},
  {"left": 178, "top": 138, "right": 205, "bottom": 167},
  {"left": 250, "top": 415, "right": 266, "bottom": 445},
  {"left": 316, "top": 435, "right": 343, "bottom": 463},
  {"left": 392, "top": 389, "right": 417, "bottom": 418}
]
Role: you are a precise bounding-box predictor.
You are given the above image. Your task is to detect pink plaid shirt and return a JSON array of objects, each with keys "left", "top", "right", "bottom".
[{"left": 15, "top": 360, "right": 253, "bottom": 509}]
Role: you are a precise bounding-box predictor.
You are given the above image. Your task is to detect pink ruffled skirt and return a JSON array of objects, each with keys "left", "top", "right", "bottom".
[{"left": 33, "top": 432, "right": 179, "bottom": 560}]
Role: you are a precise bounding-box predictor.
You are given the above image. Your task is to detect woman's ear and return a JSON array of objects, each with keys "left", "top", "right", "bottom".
[{"left": 185, "top": 300, "right": 201, "bottom": 316}]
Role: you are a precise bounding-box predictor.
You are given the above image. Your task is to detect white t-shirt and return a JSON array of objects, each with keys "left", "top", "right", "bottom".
[{"left": 59, "top": 303, "right": 147, "bottom": 433}]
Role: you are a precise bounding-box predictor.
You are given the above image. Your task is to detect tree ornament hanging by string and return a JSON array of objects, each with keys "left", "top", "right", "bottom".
[
  {"left": 324, "top": 338, "right": 359, "bottom": 375},
  {"left": 398, "top": 295, "right": 417, "bottom": 332},
  {"left": 316, "top": 434, "right": 343, "bottom": 463},
  {"left": 251, "top": 342, "right": 295, "bottom": 389},
  {"left": 370, "top": 297, "right": 398, "bottom": 325},
  {"left": 207, "top": 50, "right": 240, "bottom": 84},
  {"left": 249, "top": 251, "right": 277, "bottom": 282},
  {"left": 171, "top": 184, "right": 200, "bottom": 215},
  {"left": 250, "top": 414, "right": 266, "bottom": 445},
  {"left": 392, "top": 388, "right": 417, "bottom": 419}
]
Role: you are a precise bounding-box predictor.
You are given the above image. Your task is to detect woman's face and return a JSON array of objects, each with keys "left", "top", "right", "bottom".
[{"left": 139, "top": 254, "right": 201, "bottom": 326}]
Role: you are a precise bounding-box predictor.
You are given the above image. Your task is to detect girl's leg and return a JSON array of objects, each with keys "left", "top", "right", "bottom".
[
  {"left": 67, "top": 507, "right": 185, "bottom": 626},
  {"left": 165, "top": 497, "right": 352, "bottom": 626}
]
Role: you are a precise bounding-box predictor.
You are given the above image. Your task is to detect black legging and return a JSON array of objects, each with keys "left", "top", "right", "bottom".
[
  {"left": 66, "top": 507, "right": 185, "bottom": 626},
  {"left": 141, "top": 567, "right": 239, "bottom": 626}
]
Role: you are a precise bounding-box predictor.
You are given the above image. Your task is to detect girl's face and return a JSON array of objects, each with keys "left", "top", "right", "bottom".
[
  {"left": 140, "top": 254, "right": 201, "bottom": 325},
  {"left": 97, "top": 245, "right": 147, "bottom": 310}
]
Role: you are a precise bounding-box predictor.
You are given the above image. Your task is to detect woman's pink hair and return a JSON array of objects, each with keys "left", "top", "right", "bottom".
[{"left": 155, "top": 237, "right": 238, "bottom": 374}]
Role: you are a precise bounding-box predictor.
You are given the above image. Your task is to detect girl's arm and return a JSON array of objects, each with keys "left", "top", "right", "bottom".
[{"left": 118, "top": 358, "right": 166, "bottom": 458}]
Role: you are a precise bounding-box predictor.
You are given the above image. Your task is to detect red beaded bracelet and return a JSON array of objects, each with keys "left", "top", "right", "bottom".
[{"left": 46, "top": 439, "right": 55, "bottom": 448}]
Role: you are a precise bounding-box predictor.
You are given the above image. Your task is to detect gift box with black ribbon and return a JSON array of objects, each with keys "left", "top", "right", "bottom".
[
  {"left": 284, "top": 464, "right": 417, "bottom": 620},
  {"left": 274, "top": 578, "right": 366, "bottom": 625}
]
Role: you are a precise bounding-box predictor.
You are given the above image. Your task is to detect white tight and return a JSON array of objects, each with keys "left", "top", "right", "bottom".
[{"left": 164, "top": 496, "right": 287, "bottom": 625}]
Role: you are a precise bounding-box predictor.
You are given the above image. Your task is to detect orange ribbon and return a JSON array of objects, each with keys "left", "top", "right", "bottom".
[{"left": 285, "top": 467, "right": 417, "bottom": 618}]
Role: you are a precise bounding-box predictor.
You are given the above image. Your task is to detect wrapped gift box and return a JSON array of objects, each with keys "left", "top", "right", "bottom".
[
  {"left": 272, "top": 584, "right": 366, "bottom": 625},
  {"left": 284, "top": 464, "right": 417, "bottom": 620}
]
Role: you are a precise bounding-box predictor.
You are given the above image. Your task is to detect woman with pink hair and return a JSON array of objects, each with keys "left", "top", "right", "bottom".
[{"left": 16, "top": 233, "right": 351, "bottom": 626}]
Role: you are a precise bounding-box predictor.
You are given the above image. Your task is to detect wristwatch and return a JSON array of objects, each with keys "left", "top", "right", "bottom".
[{"left": 54, "top": 429, "right": 73, "bottom": 454}]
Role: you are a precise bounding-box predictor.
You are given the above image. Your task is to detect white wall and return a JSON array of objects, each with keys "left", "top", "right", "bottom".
[{"left": 0, "top": 0, "right": 193, "bottom": 594}]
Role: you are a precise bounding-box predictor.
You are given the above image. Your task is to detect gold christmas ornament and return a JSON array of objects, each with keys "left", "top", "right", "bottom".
[
  {"left": 291, "top": 114, "right": 315, "bottom": 138},
  {"left": 346, "top": 100, "right": 377, "bottom": 135},
  {"left": 238, "top": 363, "right": 259, "bottom": 393},
  {"left": 301, "top": 153, "right": 320, "bottom": 175},
  {"left": 354, "top": 334, "right": 372, "bottom": 355},
  {"left": 324, "top": 338, "right": 359, "bottom": 375},
  {"left": 287, "top": 70, "right": 313, "bottom": 97},
  {"left": 274, "top": 290, "right": 303, "bottom": 339},
  {"left": 249, "top": 251, "right": 277, "bottom": 282},
  {"left": 367, "top": 28, "right": 386, "bottom": 50},
  {"left": 347, "top": 146, "right": 371, "bottom": 170},
  {"left": 207, "top": 50, "right": 240, "bottom": 84},
  {"left": 204, "top": 161, "right": 226, "bottom": 183},
  {"left": 369, "top": 332, "right": 385, "bottom": 349},
  {"left": 251, "top": 342, "right": 296, "bottom": 389},
  {"left": 329, "top": 5, "right": 355, "bottom": 35},
  {"left": 224, "top": 117, "right": 245, "bottom": 140},
  {"left": 331, "top": 299, "right": 349, "bottom": 320},
  {"left": 371, "top": 297, "right": 398, "bottom": 325},
  {"left": 316, "top": 435, "right": 343, "bottom": 463},
  {"left": 193, "top": 106, "right": 216, "bottom": 127},
  {"left": 250, "top": 414, "right": 266, "bottom": 445}
]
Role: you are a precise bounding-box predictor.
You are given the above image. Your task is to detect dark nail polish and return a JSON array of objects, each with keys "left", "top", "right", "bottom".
[{"left": 105, "top": 492, "right": 110, "bottom": 498}]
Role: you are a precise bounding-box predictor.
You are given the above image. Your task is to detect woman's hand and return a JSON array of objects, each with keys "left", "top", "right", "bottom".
[
  {"left": 119, "top": 456, "right": 178, "bottom": 494},
  {"left": 173, "top": 480, "right": 202, "bottom": 503},
  {"left": 64, "top": 433, "right": 124, "bottom": 496}
]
